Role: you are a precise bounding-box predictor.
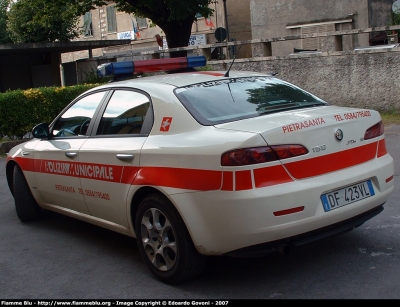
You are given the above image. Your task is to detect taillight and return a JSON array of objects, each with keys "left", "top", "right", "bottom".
[
  {"left": 270, "top": 145, "right": 309, "bottom": 159},
  {"left": 364, "top": 121, "right": 384, "bottom": 140},
  {"left": 221, "top": 145, "right": 308, "bottom": 166}
]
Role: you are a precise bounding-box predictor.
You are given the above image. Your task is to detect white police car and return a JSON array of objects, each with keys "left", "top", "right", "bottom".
[{"left": 5, "top": 56, "right": 394, "bottom": 283}]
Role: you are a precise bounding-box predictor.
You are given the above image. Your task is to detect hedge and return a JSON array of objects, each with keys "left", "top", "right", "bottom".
[{"left": 0, "top": 84, "right": 101, "bottom": 139}]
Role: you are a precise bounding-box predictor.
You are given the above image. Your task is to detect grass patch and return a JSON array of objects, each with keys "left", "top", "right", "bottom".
[{"left": 381, "top": 111, "right": 400, "bottom": 125}]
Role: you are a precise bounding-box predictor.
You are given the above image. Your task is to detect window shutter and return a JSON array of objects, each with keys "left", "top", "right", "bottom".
[
  {"left": 83, "top": 12, "right": 92, "bottom": 36},
  {"left": 301, "top": 26, "right": 318, "bottom": 50},
  {"left": 137, "top": 17, "right": 147, "bottom": 29},
  {"left": 107, "top": 6, "right": 117, "bottom": 33},
  {"left": 301, "top": 24, "right": 335, "bottom": 49}
]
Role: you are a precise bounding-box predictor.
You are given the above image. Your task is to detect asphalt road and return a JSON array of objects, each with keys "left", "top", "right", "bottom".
[{"left": 1, "top": 125, "right": 400, "bottom": 299}]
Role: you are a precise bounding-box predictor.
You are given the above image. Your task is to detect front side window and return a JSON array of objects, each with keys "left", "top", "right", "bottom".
[
  {"left": 175, "top": 77, "right": 328, "bottom": 125},
  {"left": 52, "top": 91, "right": 106, "bottom": 137},
  {"left": 96, "top": 90, "right": 151, "bottom": 135}
]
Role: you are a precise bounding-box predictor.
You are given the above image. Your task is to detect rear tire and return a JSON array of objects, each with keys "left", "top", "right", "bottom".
[
  {"left": 135, "top": 193, "right": 207, "bottom": 284},
  {"left": 13, "top": 164, "right": 41, "bottom": 222}
]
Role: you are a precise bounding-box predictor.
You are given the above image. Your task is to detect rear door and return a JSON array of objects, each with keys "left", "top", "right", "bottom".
[{"left": 78, "top": 89, "right": 153, "bottom": 228}]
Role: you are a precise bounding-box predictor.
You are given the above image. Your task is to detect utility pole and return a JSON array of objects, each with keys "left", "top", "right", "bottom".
[
  {"left": 223, "top": 0, "right": 230, "bottom": 58},
  {"left": 223, "top": 0, "right": 230, "bottom": 42}
]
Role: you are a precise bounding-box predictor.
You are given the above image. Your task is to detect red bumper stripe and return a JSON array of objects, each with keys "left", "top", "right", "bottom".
[
  {"left": 235, "top": 170, "right": 252, "bottom": 191},
  {"left": 377, "top": 139, "right": 388, "bottom": 158},
  {"left": 221, "top": 171, "right": 234, "bottom": 191},
  {"left": 284, "top": 142, "right": 378, "bottom": 179},
  {"left": 254, "top": 165, "right": 294, "bottom": 188}
]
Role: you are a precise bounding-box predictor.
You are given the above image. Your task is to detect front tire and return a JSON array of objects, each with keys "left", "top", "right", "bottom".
[
  {"left": 135, "top": 193, "right": 207, "bottom": 284},
  {"left": 13, "top": 164, "right": 41, "bottom": 222}
]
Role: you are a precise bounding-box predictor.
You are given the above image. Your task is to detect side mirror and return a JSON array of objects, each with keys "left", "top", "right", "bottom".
[{"left": 32, "top": 123, "right": 49, "bottom": 139}]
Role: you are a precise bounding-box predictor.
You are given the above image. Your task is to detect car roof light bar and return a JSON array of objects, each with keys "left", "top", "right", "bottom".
[{"left": 97, "top": 56, "right": 207, "bottom": 77}]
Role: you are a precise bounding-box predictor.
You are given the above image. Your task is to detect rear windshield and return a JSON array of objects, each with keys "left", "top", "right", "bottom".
[{"left": 174, "top": 76, "right": 327, "bottom": 125}]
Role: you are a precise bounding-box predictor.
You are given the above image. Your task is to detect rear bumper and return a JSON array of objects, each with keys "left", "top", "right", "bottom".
[
  {"left": 170, "top": 153, "right": 394, "bottom": 255},
  {"left": 224, "top": 204, "right": 384, "bottom": 257}
]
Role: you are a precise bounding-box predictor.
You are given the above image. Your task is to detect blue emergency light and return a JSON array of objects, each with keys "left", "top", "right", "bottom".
[{"left": 97, "top": 56, "right": 207, "bottom": 77}]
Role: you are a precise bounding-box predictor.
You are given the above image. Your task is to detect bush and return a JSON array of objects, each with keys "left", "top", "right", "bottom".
[{"left": 0, "top": 84, "right": 100, "bottom": 139}]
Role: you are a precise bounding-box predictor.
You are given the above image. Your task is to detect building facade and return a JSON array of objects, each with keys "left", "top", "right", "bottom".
[
  {"left": 62, "top": 1, "right": 253, "bottom": 63},
  {"left": 61, "top": 0, "right": 396, "bottom": 63},
  {"left": 250, "top": 0, "right": 395, "bottom": 56}
]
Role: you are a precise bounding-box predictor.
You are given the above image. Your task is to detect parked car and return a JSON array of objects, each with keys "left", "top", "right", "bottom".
[{"left": 5, "top": 56, "right": 394, "bottom": 284}]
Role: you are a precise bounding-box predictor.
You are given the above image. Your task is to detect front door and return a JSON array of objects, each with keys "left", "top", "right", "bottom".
[{"left": 34, "top": 91, "right": 108, "bottom": 214}]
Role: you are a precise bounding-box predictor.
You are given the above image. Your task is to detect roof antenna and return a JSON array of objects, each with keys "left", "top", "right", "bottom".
[{"left": 224, "top": 44, "right": 242, "bottom": 77}]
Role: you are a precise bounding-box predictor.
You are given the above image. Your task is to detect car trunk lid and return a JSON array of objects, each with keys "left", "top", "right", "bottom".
[{"left": 214, "top": 105, "right": 383, "bottom": 179}]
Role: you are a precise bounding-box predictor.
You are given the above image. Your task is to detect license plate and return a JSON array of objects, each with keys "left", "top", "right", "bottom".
[{"left": 320, "top": 180, "right": 375, "bottom": 212}]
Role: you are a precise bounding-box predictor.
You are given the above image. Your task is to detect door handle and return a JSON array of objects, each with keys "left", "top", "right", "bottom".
[
  {"left": 21, "top": 151, "right": 30, "bottom": 156},
  {"left": 116, "top": 154, "right": 135, "bottom": 162},
  {"left": 65, "top": 152, "right": 78, "bottom": 158}
]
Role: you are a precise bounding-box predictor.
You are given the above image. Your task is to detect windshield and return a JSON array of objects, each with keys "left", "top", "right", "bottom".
[{"left": 175, "top": 76, "right": 328, "bottom": 125}]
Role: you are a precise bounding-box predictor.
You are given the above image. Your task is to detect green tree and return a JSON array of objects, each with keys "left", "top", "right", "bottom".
[
  {"left": 391, "top": 11, "right": 400, "bottom": 34},
  {"left": 6, "top": 0, "right": 105, "bottom": 43},
  {"left": 388, "top": 3, "right": 400, "bottom": 35},
  {"left": 6, "top": 0, "right": 215, "bottom": 56},
  {"left": 2, "top": 0, "right": 217, "bottom": 57},
  {"left": 0, "top": 0, "right": 12, "bottom": 43}
]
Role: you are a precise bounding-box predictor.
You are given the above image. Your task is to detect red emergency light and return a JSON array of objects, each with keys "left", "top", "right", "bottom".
[{"left": 97, "top": 56, "right": 207, "bottom": 77}]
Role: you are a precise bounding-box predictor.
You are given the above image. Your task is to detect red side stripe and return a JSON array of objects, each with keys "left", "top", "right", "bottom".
[
  {"left": 34, "top": 159, "right": 41, "bottom": 172},
  {"left": 14, "top": 157, "right": 35, "bottom": 171},
  {"left": 235, "top": 170, "right": 252, "bottom": 191},
  {"left": 10, "top": 141, "right": 382, "bottom": 192},
  {"left": 284, "top": 142, "right": 378, "bottom": 179},
  {"left": 40, "top": 160, "right": 124, "bottom": 183},
  {"left": 254, "top": 165, "right": 294, "bottom": 188},
  {"left": 134, "top": 167, "right": 222, "bottom": 191},
  {"left": 121, "top": 166, "right": 140, "bottom": 184}
]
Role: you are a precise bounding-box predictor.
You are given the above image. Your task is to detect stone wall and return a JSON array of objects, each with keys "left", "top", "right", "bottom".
[{"left": 207, "top": 47, "right": 400, "bottom": 112}]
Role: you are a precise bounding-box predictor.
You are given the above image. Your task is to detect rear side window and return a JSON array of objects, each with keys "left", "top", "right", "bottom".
[
  {"left": 96, "top": 90, "right": 150, "bottom": 135},
  {"left": 175, "top": 76, "right": 327, "bottom": 125}
]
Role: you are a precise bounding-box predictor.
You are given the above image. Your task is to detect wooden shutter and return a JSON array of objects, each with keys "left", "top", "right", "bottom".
[
  {"left": 107, "top": 6, "right": 117, "bottom": 33},
  {"left": 137, "top": 17, "right": 147, "bottom": 29},
  {"left": 83, "top": 12, "right": 92, "bottom": 36},
  {"left": 301, "top": 24, "right": 335, "bottom": 49}
]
